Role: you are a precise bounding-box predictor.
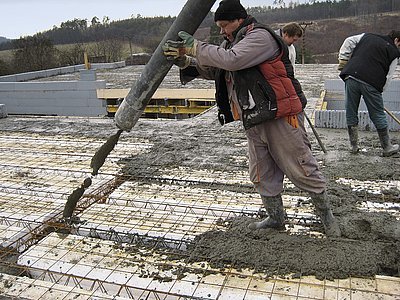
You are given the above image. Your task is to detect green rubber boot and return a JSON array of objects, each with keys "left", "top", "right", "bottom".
[
  {"left": 377, "top": 127, "right": 399, "bottom": 157},
  {"left": 248, "top": 194, "right": 286, "bottom": 230},
  {"left": 310, "top": 191, "right": 341, "bottom": 237},
  {"left": 347, "top": 125, "right": 359, "bottom": 154}
]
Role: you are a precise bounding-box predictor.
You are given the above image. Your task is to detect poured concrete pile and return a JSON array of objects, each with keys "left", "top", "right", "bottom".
[{"left": 0, "top": 64, "right": 399, "bottom": 299}]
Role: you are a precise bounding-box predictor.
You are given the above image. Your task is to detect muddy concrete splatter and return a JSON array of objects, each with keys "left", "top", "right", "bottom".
[
  {"left": 181, "top": 217, "right": 399, "bottom": 280},
  {"left": 118, "top": 109, "right": 400, "bottom": 280},
  {"left": 118, "top": 117, "right": 400, "bottom": 279},
  {"left": 121, "top": 114, "right": 248, "bottom": 178}
]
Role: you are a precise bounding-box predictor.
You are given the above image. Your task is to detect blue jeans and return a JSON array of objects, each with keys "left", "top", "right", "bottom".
[{"left": 345, "top": 77, "right": 387, "bottom": 130}]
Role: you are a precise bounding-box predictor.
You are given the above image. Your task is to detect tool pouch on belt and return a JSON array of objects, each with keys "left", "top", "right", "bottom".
[{"left": 234, "top": 66, "right": 277, "bottom": 130}]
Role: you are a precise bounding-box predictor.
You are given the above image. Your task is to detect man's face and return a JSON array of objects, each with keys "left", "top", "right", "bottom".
[
  {"left": 283, "top": 32, "right": 300, "bottom": 46},
  {"left": 395, "top": 38, "right": 400, "bottom": 49},
  {"left": 216, "top": 19, "right": 243, "bottom": 42}
]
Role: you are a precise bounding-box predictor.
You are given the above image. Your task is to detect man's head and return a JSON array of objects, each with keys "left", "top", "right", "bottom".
[
  {"left": 214, "top": 0, "right": 248, "bottom": 42},
  {"left": 388, "top": 30, "right": 400, "bottom": 48},
  {"left": 282, "top": 22, "right": 303, "bottom": 46}
]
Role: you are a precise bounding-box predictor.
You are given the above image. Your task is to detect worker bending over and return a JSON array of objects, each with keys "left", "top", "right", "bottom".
[{"left": 338, "top": 30, "right": 400, "bottom": 156}]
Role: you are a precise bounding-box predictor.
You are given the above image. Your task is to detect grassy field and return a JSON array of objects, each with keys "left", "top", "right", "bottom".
[
  {"left": 0, "top": 41, "right": 146, "bottom": 64},
  {"left": 0, "top": 49, "right": 13, "bottom": 62}
]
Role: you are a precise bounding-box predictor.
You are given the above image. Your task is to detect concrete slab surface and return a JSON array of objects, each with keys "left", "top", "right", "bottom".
[{"left": 0, "top": 64, "right": 399, "bottom": 299}]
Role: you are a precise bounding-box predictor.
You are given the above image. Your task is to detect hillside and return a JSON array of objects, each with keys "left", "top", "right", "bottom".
[
  {"left": 0, "top": 36, "right": 9, "bottom": 44},
  {"left": 0, "top": 9, "right": 399, "bottom": 74},
  {"left": 297, "top": 11, "right": 400, "bottom": 63},
  {"left": 194, "top": 12, "right": 400, "bottom": 64}
]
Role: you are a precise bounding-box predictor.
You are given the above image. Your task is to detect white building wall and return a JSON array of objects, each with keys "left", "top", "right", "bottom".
[
  {"left": 315, "top": 79, "right": 400, "bottom": 131},
  {"left": 0, "top": 80, "right": 107, "bottom": 116},
  {"left": 0, "top": 61, "right": 125, "bottom": 82}
]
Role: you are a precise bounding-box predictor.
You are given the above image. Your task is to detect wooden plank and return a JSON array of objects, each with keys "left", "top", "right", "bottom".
[
  {"left": 153, "top": 88, "right": 215, "bottom": 99},
  {"left": 97, "top": 88, "right": 216, "bottom": 100},
  {"left": 107, "top": 105, "right": 212, "bottom": 114},
  {"left": 97, "top": 89, "right": 129, "bottom": 99}
]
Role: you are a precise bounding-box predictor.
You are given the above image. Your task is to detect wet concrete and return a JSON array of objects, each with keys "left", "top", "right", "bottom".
[
  {"left": 63, "top": 128, "right": 122, "bottom": 219},
  {"left": 118, "top": 116, "right": 400, "bottom": 279},
  {"left": 183, "top": 217, "right": 399, "bottom": 280},
  {"left": 91, "top": 129, "right": 123, "bottom": 176},
  {"left": 118, "top": 108, "right": 400, "bottom": 280},
  {"left": 63, "top": 177, "right": 92, "bottom": 219}
]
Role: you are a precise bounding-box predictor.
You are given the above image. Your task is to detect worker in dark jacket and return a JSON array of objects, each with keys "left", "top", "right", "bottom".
[
  {"left": 338, "top": 31, "right": 400, "bottom": 156},
  {"left": 163, "top": 0, "right": 340, "bottom": 237}
]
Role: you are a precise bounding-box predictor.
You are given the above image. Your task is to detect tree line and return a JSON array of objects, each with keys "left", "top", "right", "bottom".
[
  {"left": 250, "top": 0, "right": 399, "bottom": 23},
  {"left": 0, "top": 16, "right": 177, "bottom": 76},
  {"left": 0, "top": 0, "right": 398, "bottom": 76}
]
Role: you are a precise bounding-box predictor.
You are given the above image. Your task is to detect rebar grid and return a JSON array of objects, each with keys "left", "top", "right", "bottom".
[
  {"left": 11, "top": 232, "right": 400, "bottom": 300},
  {"left": 1, "top": 117, "right": 400, "bottom": 299},
  {"left": 0, "top": 136, "right": 150, "bottom": 176},
  {"left": 2, "top": 266, "right": 399, "bottom": 300},
  {"left": 0, "top": 129, "right": 153, "bottom": 242},
  {"left": 71, "top": 175, "right": 320, "bottom": 247}
]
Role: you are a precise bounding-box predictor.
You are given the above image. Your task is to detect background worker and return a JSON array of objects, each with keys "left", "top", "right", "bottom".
[
  {"left": 163, "top": 0, "right": 340, "bottom": 237},
  {"left": 276, "top": 22, "right": 306, "bottom": 129},
  {"left": 338, "top": 30, "right": 400, "bottom": 156},
  {"left": 276, "top": 22, "right": 303, "bottom": 68}
]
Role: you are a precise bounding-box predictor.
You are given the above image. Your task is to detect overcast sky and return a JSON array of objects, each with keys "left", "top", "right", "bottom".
[{"left": 0, "top": 0, "right": 312, "bottom": 39}]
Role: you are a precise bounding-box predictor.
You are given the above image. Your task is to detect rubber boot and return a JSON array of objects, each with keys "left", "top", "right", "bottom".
[
  {"left": 248, "top": 194, "right": 285, "bottom": 230},
  {"left": 347, "top": 125, "right": 359, "bottom": 154},
  {"left": 309, "top": 191, "right": 341, "bottom": 237},
  {"left": 377, "top": 127, "right": 399, "bottom": 157}
]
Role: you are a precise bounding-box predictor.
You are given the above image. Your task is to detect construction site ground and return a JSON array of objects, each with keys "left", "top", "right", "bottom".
[{"left": 0, "top": 64, "right": 399, "bottom": 299}]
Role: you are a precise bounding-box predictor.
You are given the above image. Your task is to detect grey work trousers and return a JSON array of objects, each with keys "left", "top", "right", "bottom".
[{"left": 245, "top": 112, "right": 326, "bottom": 197}]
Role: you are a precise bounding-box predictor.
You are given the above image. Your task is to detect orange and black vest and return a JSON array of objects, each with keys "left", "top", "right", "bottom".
[
  {"left": 180, "top": 19, "right": 307, "bottom": 129},
  {"left": 219, "top": 22, "right": 306, "bottom": 129}
]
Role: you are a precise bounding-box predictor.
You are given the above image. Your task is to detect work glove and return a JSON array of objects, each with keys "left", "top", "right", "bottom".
[
  {"left": 338, "top": 59, "right": 348, "bottom": 71},
  {"left": 162, "top": 31, "right": 197, "bottom": 59},
  {"left": 174, "top": 55, "right": 191, "bottom": 69}
]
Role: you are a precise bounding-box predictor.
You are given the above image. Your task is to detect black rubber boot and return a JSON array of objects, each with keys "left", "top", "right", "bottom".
[
  {"left": 248, "top": 194, "right": 286, "bottom": 230},
  {"left": 377, "top": 127, "right": 399, "bottom": 157},
  {"left": 309, "top": 191, "right": 341, "bottom": 237},
  {"left": 347, "top": 125, "right": 359, "bottom": 154}
]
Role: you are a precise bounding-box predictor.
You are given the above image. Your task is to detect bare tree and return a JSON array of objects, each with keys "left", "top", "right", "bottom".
[
  {"left": 91, "top": 16, "right": 100, "bottom": 27},
  {"left": 88, "top": 39, "right": 123, "bottom": 62},
  {"left": 0, "top": 59, "right": 11, "bottom": 75},
  {"left": 58, "top": 43, "right": 86, "bottom": 66},
  {"left": 12, "top": 34, "right": 58, "bottom": 72},
  {"left": 273, "top": 0, "right": 286, "bottom": 8}
]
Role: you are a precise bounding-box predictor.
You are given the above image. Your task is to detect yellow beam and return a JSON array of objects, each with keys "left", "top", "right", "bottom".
[
  {"left": 84, "top": 52, "right": 91, "bottom": 70},
  {"left": 145, "top": 106, "right": 209, "bottom": 114},
  {"left": 97, "top": 88, "right": 216, "bottom": 100},
  {"left": 97, "top": 89, "right": 130, "bottom": 99},
  {"left": 316, "top": 90, "right": 326, "bottom": 110}
]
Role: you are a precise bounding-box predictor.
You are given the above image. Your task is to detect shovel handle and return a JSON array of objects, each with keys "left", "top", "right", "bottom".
[
  {"left": 304, "top": 112, "right": 327, "bottom": 154},
  {"left": 384, "top": 107, "right": 400, "bottom": 126}
]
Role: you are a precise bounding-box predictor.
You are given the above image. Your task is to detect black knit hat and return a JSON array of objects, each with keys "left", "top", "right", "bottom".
[{"left": 214, "top": 0, "right": 248, "bottom": 21}]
